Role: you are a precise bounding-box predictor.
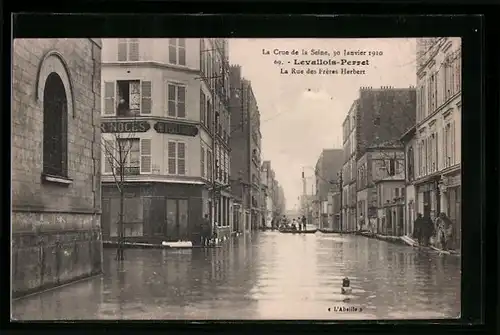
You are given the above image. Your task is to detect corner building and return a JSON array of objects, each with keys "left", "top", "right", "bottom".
[
  {"left": 100, "top": 38, "right": 232, "bottom": 245},
  {"left": 11, "top": 39, "right": 103, "bottom": 298}
]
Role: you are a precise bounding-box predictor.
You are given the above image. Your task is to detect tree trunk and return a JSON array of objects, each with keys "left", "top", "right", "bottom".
[{"left": 117, "top": 147, "right": 125, "bottom": 261}]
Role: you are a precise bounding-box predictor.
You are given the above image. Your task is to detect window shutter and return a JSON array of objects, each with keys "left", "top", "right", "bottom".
[
  {"left": 178, "top": 39, "right": 186, "bottom": 66},
  {"left": 141, "top": 81, "right": 152, "bottom": 114},
  {"left": 177, "top": 86, "right": 186, "bottom": 118},
  {"left": 434, "top": 133, "right": 438, "bottom": 171},
  {"left": 167, "top": 84, "right": 176, "bottom": 117},
  {"left": 200, "top": 90, "right": 205, "bottom": 125},
  {"left": 104, "top": 82, "right": 116, "bottom": 115},
  {"left": 140, "top": 139, "right": 152, "bottom": 173},
  {"left": 207, "top": 150, "right": 212, "bottom": 181},
  {"left": 168, "top": 39, "right": 177, "bottom": 64},
  {"left": 103, "top": 140, "right": 114, "bottom": 174},
  {"left": 128, "top": 39, "right": 139, "bottom": 61},
  {"left": 442, "top": 127, "right": 446, "bottom": 168},
  {"left": 167, "top": 141, "right": 176, "bottom": 174},
  {"left": 439, "top": 68, "right": 445, "bottom": 106},
  {"left": 201, "top": 146, "right": 205, "bottom": 178},
  {"left": 455, "top": 54, "right": 461, "bottom": 93},
  {"left": 177, "top": 142, "right": 186, "bottom": 175},
  {"left": 451, "top": 121, "right": 456, "bottom": 165},
  {"left": 118, "top": 39, "right": 127, "bottom": 61}
]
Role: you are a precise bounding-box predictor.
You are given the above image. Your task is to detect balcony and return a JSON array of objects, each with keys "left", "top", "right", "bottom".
[{"left": 114, "top": 166, "right": 140, "bottom": 175}]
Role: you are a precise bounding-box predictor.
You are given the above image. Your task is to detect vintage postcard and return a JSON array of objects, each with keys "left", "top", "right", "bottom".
[{"left": 11, "top": 37, "right": 461, "bottom": 320}]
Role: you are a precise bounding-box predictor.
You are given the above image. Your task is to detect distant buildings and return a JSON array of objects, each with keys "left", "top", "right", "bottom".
[
  {"left": 314, "top": 149, "right": 343, "bottom": 230},
  {"left": 229, "top": 65, "right": 263, "bottom": 233},
  {"left": 342, "top": 86, "right": 416, "bottom": 232},
  {"left": 12, "top": 38, "right": 103, "bottom": 297},
  {"left": 261, "top": 161, "right": 286, "bottom": 226},
  {"left": 334, "top": 37, "right": 462, "bottom": 253}
]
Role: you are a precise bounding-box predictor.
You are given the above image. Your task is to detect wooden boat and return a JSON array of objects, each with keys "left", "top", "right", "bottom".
[{"left": 279, "top": 229, "right": 318, "bottom": 234}]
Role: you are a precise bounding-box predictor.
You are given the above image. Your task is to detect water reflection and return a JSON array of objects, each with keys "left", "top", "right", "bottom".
[{"left": 12, "top": 232, "right": 460, "bottom": 320}]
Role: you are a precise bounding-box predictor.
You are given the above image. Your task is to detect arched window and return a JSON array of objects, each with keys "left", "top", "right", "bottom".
[
  {"left": 43, "top": 72, "right": 68, "bottom": 177},
  {"left": 37, "top": 52, "right": 74, "bottom": 183}
]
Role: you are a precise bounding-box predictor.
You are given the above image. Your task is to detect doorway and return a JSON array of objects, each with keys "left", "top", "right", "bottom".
[
  {"left": 423, "top": 191, "right": 431, "bottom": 218},
  {"left": 165, "top": 198, "right": 189, "bottom": 241}
]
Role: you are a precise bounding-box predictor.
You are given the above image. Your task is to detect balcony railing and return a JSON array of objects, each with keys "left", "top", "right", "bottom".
[{"left": 114, "top": 166, "right": 140, "bottom": 175}]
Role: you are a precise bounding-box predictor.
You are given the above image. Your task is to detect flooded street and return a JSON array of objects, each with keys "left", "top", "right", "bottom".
[{"left": 12, "top": 232, "right": 461, "bottom": 320}]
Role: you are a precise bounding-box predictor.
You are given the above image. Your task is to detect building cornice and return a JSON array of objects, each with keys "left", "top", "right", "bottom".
[
  {"left": 101, "top": 175, "right": 207, "bottom": 185},
  {"left": 102, "top": 61, "right": 200, "bottom": 74}
]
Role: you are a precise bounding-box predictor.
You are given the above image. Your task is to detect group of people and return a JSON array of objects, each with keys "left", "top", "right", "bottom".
[
  {"left": 413, "top": 212, "right": 454, "bottom": 251},
  {"left": 278, "top": 215, "right": 308, "bottom": 231},
  {"left": 200, "top": 214, "right": 217, "bottom": 247}
]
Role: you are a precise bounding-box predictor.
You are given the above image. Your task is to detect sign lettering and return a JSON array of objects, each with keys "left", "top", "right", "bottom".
[
  {"left": 154, "top": 122, "right": 199, "bottom": 137},
  {"left": 101, "top": 121, "right": 151, "bottom": 133}
]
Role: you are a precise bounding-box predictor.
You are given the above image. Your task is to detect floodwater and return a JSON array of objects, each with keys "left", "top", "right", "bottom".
[{"left": 12, "top": 232, "right": 461, "bottom": 320}]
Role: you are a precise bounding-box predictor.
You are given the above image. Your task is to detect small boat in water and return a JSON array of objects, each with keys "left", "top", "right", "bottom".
[{"left": 279, "top": 229, "right": 318, "bottom": 234}]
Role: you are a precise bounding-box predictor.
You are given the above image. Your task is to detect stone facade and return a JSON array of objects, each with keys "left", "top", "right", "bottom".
[{"left": 12, "top": 39, "right": 103, "bottom": 298}]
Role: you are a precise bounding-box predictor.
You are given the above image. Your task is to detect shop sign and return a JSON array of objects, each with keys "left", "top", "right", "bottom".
[
  {"left": 101, "top": 121, "right": 150, "bottom": 133},
  {"left": 154, "top": 121, "right": 199, "bottom": 137}
]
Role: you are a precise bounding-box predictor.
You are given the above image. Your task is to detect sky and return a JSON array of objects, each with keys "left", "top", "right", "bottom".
[{"left": 228, "top": 38, "right": 417, "bottom": 211}]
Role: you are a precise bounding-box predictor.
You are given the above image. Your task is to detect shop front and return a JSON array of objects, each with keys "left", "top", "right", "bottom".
[
  {"left": 439, "top": 169, "right": 461, "bottom": 251},
  {"left": 213, "top": 190, "right": 233, "bottom": 241},
  {"left": 415, "top": 176, "right": 441, "bottom": 221},
  {"left": 101, "top": 182, "right": 208, "bottom": 245}
]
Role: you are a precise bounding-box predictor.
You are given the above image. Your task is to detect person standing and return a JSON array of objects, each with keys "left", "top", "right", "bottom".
[
  {"left": 436, "top": 212, "right": 453, "bottom": 250},
  {"left": 301, "top": 215, "right": 307, "bottom": 231},
  {"left": 201, "top": 214, "right": 212, "bottom": 247},
  {"left": 413, "top": 213, "right": 424, "bottom": 244},
  {"left": 421, "top": 214, "right": 434, "bottom": 247}
]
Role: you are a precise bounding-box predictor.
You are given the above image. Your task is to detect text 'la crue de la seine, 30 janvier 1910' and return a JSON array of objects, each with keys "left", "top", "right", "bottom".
[{"left": 262, "top": 48, "right": 385, "bottom": 76}]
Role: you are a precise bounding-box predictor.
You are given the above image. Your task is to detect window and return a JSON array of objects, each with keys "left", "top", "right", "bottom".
[
  {"left": 167, "top": 141, "right": 186, "bottom": 175},
  {"left": 118, "top": 38, "right": 139, "bottom": 62},
  {"left": 109, "top": 197, "right": 144, "bottom": 237},
  {"left": 200, "top": 39, "right": 206, "bottom": 73},
  {"left": 103, "top": 138, "right": 151, "bottom": 175},
  {"left": 444, "top": 123, "right": 451, "bottom": 167},
  {"left": 207, "top": 100, "right": 212, "bottom": 130},
  {"left": 103, "top": 80, "right": 152, "bottom": 116},
  {"left": 451, "top": 121, "right": 456, "bottom": 165},
  {"left": 419, "top": 140, "right": 426, "bottom": 176},
  {"left": 169, "top": 38, "right": 186, "bottom": 66},
  {"left": 434, "top": 133, "right": 438, "bottom": 171},
  {"left": 395, "top": 188, "right": 399, "bottom": 198},
  {"left": 43, "top": 73, "right": 68, "bottom": 178},
  {"left": 454, "top": 51, "right": 462, "bottom": 94},
  {"left": 207, "top": 150, "right": 213, "bottom": 181},
  {"left": 200, "top": 90, "right": 206, "bottom": 126},
  {"left": 117, "top": 138, "right": 140, "bottom": 175},
  {"left": 118, "top": 39, "right": 139, "bottom": 62},
  {"left": 388, "top": 159, "right": 396, "bottom": 176},
  {"left": 166, "top": 83, "right": 186, "bottom": 118},
  {"left": 407, "top": 146, "right": 414, "bottom": 180},
  {"left": 201, "top": 146, "right": 206, "bottom": 178}
]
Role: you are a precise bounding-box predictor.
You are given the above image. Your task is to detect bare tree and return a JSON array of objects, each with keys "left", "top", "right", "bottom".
[{"left": 101, "top": 127, "right": 140, "bottom": 261}]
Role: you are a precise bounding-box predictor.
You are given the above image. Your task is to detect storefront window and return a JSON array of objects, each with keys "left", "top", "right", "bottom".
[{"left": 109, "top": 197, "right": 144, "bottom": 237}]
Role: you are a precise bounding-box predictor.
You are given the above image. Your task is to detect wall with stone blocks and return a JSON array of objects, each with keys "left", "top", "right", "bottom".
[{"left": 12, "top": 38, "right": 103, "bottom": 298}]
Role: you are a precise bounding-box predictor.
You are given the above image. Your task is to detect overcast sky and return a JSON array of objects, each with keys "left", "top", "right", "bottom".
[{"left": 228, "top": 38, "right": 417, "bottom": 210}]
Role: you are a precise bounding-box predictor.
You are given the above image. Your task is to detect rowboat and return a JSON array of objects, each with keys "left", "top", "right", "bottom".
[{"left": 279, "top": 229, "right": 318, "bottom": 234}]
